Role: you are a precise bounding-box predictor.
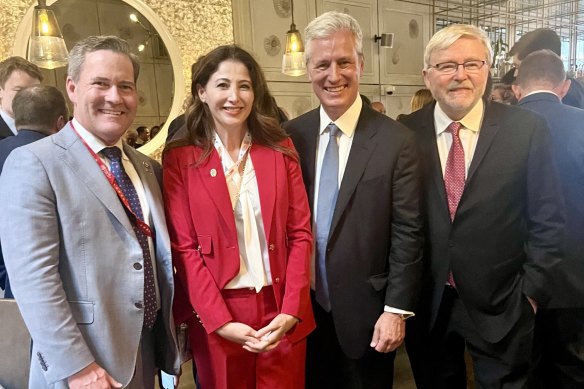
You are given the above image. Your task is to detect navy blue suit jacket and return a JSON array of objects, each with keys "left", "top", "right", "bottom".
[
  {"left": 0, "top": 129, "right": 47, "bottom": 298},
  {"left": 518, "top": 92, "right": 584, "bottom": 308},
  {"left": 0, "top": 115, "right": 14, "bottom": 141},
  {"left": 563, "top": 77, "right": 584, "bottom": 109}
]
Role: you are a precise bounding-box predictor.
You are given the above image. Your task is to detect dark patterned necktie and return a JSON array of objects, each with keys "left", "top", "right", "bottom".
[
  {"left": 101, "top": 146, "right": 157, "bottom": 328},
  {"left": 444, "top": 122, "right": 465, "bottom": 287}
]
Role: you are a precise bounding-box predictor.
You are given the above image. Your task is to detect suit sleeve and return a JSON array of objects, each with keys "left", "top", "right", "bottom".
[
  {"left": 279, "top": 139, "right": 313, "bottom": 321},
  {"left": 522, "top": 118, "right": 565, "bottom": 304},
  {"left": 0, "top": 148, "right": 95, "bottom": 384},
  {"left": 163, "top": 149, "right": 233, "bottom": 334},
  {"left": 385, "top": 130, "right": 424, "bottom": 310}
]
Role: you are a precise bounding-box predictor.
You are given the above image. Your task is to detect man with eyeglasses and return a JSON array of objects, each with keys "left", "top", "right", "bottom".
[{"left": 399, "top": 24, "right": 565, "bottom": 389}]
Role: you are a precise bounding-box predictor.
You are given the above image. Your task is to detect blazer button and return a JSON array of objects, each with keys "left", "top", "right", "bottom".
[
  {"left": 269, "top": 244, "right": 275, "bottom": 251},
  {"left": 133, "top": 262, "right": 142, "bottom": 270},
  {"left": 274, "top": 277, "right": 280, "bottom": 284},
  {"left": 135, "top": 302, "right": 143, "bottom": 309}
]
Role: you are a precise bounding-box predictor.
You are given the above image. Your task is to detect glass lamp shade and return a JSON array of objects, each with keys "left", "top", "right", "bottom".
[
  {"left": 282, "top": 26, "right": 306, "bottom": 76},
  {"left": 28, "top": 6, "right": 69, "bottom": 69}
]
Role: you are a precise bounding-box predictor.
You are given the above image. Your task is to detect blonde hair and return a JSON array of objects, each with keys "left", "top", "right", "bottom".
[{"left": 410, "top": 88, "right": 434, "bottom": 112}]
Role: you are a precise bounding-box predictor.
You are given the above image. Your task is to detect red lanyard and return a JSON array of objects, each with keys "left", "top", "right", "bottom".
[{"left": 70, "top": 121, "right": 152, "bottom": 237}]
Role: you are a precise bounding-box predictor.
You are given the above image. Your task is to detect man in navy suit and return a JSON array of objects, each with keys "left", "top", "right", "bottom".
[
  {"left": 399, "top": 24, "right": 565, "bottom": 389},
  {"left": 0, "top": 57, "right": 43, "bottom": 140},
  {"left": 513, "top": 49, "right": 584, "bottom": 389},
  {"left": 0, "top": 85, "right": 68, "bottom": 299}
]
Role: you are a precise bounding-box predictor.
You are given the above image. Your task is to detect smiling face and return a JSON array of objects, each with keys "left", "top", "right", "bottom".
[
  {"left": 307, "top": 29, "right": 364, "bottom": 121},
  {"left": 0, "top": 70, "right": 41, "bottom": 118},
  {"left": 66, "top": 50, "right": 137, "bottom": 145},
  {"left": 197, "top": 59, "right": 254, "bottom": 136},
  {"left": 423, "top": 37, "right": 490, "bottom": 120}
]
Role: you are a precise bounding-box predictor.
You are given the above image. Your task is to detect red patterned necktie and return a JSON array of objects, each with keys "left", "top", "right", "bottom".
[
  {"left": 444, "top": 121, "right": 465, "bottom": 221},
  {"left": 444, "top": 122, "right": 464, "bottom": 287}
]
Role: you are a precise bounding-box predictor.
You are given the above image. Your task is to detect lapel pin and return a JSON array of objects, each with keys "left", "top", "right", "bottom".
[
  {"left": 142, "top": 161, "right": 152, "bottom": 173},
  {"left": 210, "top": 168, "right": 217, "bottom": 177}
]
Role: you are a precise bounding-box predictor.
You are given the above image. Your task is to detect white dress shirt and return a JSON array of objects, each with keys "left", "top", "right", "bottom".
[
  {"left": 213, "top": 137, "right": 272, "bottom": 291},
  {"left": 313, "top": 96, "right": 412, "bottom": 317},
  {"left": 0, "top": 109, "right": 16, "bottom": 135},
  {"left": 73, "top": 118, "right": 160, "bottom": 307},
  {"left": 434, "top": 99, "right": 484, "bottom": 175}
]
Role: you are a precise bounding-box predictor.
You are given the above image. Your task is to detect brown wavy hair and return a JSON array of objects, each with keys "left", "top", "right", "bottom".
[{"left": 164, "top": 45, "right": 296, "bottom": 162}]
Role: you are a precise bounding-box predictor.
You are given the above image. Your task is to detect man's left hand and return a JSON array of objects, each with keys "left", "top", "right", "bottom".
[{"left": 369, "top": 312, "right": 405, "bottom": 353}]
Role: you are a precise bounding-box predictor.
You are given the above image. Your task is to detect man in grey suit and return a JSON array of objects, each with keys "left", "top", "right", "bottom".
[{"left": 0, "top": 36, "right": 180, "bottom": 388}]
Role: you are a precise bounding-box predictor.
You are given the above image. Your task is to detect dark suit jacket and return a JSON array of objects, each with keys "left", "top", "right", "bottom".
[
  {"left": 399, "top": 101, "right": 565, "bottom": 343},
  {"left": 0, "top": 129, "right": 47, "bottom": 298},
  {"left": 563, "top": 77, "right": 584, "bottom": 109},
  {"left": 517, "top": 92, "right": 584, "bottom": 308},
  {"left": 0, "top": 115, "right": 14, "bottom": 141},
  {"left": 285, "top": 104, "right": 423, "bottom": 358},
  {"left": 166, "top": 114, "right": 185, "bottom": 143}
]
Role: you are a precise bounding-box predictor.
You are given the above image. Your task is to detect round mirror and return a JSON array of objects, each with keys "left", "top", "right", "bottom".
[{"left": 14, "top": 0, "right": 184, "bottom": 156}]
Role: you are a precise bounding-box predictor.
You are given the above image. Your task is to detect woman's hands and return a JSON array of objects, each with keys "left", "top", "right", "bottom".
[
  {"left": 215, "top": 314, "right": 299, "bottom": 353},
  {"left": 215, "top": 322, "right": 259, "bottom": 345}
]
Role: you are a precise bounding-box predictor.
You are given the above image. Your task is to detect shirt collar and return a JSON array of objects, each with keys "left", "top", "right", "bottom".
[
  {"left": 318, "top": 94, "right": 362, "bottom": 138},
  {"left": 435, "top": 99, "right": 484, "bottom": 135},
  {"left": 0, "top": 109, "right": 16, "bottom": 135},
  {"left": 524, "top": 90, "right": 561, "bottom": 100},
  {"left": 72, "top": 118, "right": 126, "bottom": 159}
]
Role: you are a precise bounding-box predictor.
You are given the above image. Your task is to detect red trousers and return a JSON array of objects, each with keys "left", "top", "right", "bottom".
[{"left": 188, "top": 286, "right": 307, "bottom": 389}]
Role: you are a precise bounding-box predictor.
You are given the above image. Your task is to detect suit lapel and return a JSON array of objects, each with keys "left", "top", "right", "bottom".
[
  {"left": 55, "top": 124, "right": 135, "bottom": 236},
  {"left": 198, "top": 148, "right": 236, "bottom": 230},
  {"left": 329, "top": 109, "right": 376, "bottom": 238},
  {"left": 124, "top": 144, "right": 162, "bottom": 227},
  {"left": 0, "top": 116, "right": 14, "bottom": 139},
  {"left": 418, "top": 106, "right": 450, "bottom": 214},
  {"left": 251, "top": 145, "right": 275, "bottom": 242},
  {"left": 466, "top": 102, "right": 500, "bottom": 183},
  {"left": 300, "top": 110, "right": 320, "bottom": 212}
]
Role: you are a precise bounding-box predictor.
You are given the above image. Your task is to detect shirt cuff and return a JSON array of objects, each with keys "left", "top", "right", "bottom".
[{"left": 384, "top": 305, "right": 415, "bottom": 319}]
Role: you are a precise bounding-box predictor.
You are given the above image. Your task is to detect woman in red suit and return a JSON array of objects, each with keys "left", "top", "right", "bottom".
[{"left": 163, "top": 45, "right": 315, "bottom": 389}]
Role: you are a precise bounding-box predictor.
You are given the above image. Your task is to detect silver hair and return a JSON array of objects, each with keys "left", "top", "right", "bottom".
[
  {"left": 67, "top": 35, "right": 140, "bottom": 82},
  {"left": 304, "top": 11, "right": 363, "bottom": 65},
  {"left": 424, "top": 24, "right": 493, "bottom": 69}
]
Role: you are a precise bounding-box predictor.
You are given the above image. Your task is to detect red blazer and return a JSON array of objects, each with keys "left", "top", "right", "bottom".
[{"left": 163, "top": 138, "right": 315, "bottom": 344}]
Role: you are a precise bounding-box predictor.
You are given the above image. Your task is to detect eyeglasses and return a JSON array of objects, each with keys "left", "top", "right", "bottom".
[{"left": 430, "top": 60, "right": 487, "bottom": 74}]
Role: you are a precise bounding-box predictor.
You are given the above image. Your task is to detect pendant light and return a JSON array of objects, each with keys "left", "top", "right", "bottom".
[
  {"left": 28, "top": 0, "right": 69, "bottom": 69},
  {"left": 281, "top": 0, "right": 306, "bottom": 76}
]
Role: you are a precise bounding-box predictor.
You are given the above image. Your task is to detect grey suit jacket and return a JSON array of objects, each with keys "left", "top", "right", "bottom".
[{"left": 0, "top": 123, "right": 180, "bottom": 388}]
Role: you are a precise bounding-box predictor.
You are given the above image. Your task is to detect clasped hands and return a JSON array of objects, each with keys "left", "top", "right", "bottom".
[{"left": 215, "top": 313, "right": 299, "bottom": 353}]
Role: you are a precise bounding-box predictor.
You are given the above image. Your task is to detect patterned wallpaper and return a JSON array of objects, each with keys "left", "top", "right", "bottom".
[{"left": 0, "top": 0, "right": 235, "bottom": 160}]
